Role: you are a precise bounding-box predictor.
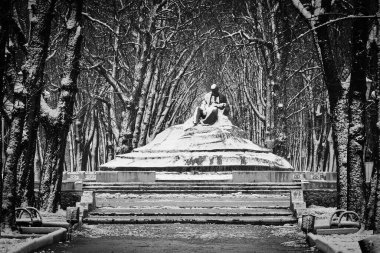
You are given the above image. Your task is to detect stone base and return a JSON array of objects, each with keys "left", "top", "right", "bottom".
[
  {"left": 289, "top": 189, "right": 307, "bottom": 216},
  {"left": 233, "top": 171, "right": 299, "bottom": 182},
  {"left": 232, "top": 171, "right": 337, "bottom": 183},
  {"left": 96, "top": 171, "right": 155, "bottom": 182},
  {"left": 99, "top": 165, "right": 293, "bottom": 172},
  {"left": 76, "top": 191, "right": 96, "bottom": 218}
]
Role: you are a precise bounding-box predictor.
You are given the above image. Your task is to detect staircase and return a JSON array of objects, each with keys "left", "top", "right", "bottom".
[
  {"left": 82, "top": 178, "right": 301, "bottom": 225},
  {"left": 82, "top": 182, "right": 301, "bottom": 194}
]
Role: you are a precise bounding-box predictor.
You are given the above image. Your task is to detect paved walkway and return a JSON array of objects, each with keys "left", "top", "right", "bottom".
[{"left": 38, "top": 224, "right": 316, "bottom": 253}]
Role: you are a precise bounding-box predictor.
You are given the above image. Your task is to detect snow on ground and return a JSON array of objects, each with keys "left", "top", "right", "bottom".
[
  {"left": 155, "top": 171, "right": 233, "bottom": 180},
  {"left": 96, "top": 192, "right": 288, "bottom": 200},
  {"left": 299, "top": 206, "right": 375, "bottom": 253},
  {"left": 0, "top": 209, "right": 67, "bottom": 252},
  {"left": 315, "top": 232, "right": 373, "bottom": 253},
  {"left": 0, "top": 237, "right": 34, "bottom": 252}
]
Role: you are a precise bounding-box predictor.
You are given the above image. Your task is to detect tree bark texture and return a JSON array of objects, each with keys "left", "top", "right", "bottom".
[
  {"left": 40, "top": 0, "right": 83, "bottom": 212},
  {"left": 0, "top": 0, "right": 11, "bottom": 114},
  {"left": 0, "top": 0, "right": 12, "bottom": 233},
  {"left": 40, "top": 124, "right": 67, "bottom": 211},
  {"left": 132, "top": 59, "right": 155, "bottom": 148},
  {"left": 307, "top": 1, "right": 349, "bottom": 209},
  {"left": 2, "top": 83, "right": 25, "bottom": 229},
  {"left": 347, "top": 0, "right": 370, "bottom": 217},
  {"left": 375, "top": 13, "right": 380, "bottom": 231},
  {"left": 3, "top": 0, "right": 56, "bottom": 228},
  {"left": 139, "top": 60, "right": 160, "bottom": 146},
  {"left": 364, "top": 2, "right": 380, "bottom": 232},
  {"left": 17, "top": 0, "right": 56, "bottom": 208}
]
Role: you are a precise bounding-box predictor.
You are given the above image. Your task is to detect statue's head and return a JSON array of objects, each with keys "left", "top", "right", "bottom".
[{"left": 211, "top": 84, "right": 219, "bottom": 95}]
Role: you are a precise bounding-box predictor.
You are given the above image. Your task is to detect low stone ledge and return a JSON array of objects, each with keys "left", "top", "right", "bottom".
[
  {"left": 232, "top": 171, "right": 299, "bottom": 182},
  {"left": 96, "top": 171, "right": 156, "bottom": 182},
  {"left": 302, "top": 181, "right": 336, "bottom": 190},
  {"left": 10, "top": 227, "right": 67, "bottom": 253},
  {"left": 307, "top": 231, "right": 373, "bottom": 253}
]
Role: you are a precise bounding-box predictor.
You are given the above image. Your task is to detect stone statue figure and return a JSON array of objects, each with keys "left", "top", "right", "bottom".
[{"left": 192, "top": 84, "right": 229, "bottom": 126}]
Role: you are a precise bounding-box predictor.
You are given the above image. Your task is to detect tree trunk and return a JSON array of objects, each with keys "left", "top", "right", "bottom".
[
  {"left": 40, "top": 125, "right": 67, "bottom": 211},
  {"left": 0, "top": 0, "right": 11, "bottom": 115},
  {"left": 364, "top": 1, "right": 380, "bottom": 232},
  {"left": 315, "top": 4, "right": 349, "bottom": 210},
  {"left": 292, "top": 0, "right": 350, "bottom": 210},
  {"left": 139, "top": 60, "right": 160, "bottom": 146},
  {"left": 40, "top": 0, "right": 83, "bottom": 212},
  {"left": 0, "top": 0, "right": 11, "bottom": 235},
  {"left": 2, "top": 84, "right": 25, "bottom": 230},
  {"left": 17, "top": 0, "right": 56, "bottom": 207},
  {"left": 3, "top": 0, "right": 56, "bottom": 229},
  {"left": 347, "top": 0, "right": 370, "bottom": 217},
  {"left": 81, "top": 113, "right": 96, "bottom": 171},
  {"left": 132, "top": 59, "right": 155, "bottom": 148}
]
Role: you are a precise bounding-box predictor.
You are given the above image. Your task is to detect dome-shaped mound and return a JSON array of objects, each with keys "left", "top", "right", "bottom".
[{"left": 100, "top": 114, "right": 293, "bottom": 171}]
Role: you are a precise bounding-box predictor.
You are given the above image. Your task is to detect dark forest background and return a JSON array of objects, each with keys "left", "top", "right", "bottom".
[{"left": 2, "top": 0, "right": 380, "bottom": 231}]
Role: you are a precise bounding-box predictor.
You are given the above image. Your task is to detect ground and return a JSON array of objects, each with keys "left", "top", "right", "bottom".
[
  {"left": 0, "top": 209, "right": 67, "bottom": 252},
  {"left": 38, "top": 223, "right": 315, "bottom": 253},
  {"left": 1, "top": 205, "right": 368, "bottom": 253}
]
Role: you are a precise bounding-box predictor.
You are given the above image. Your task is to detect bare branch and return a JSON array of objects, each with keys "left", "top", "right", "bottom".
[
  {"left": 82, "top": 12, "right": 116, "bottom": 34},
  {"left": 291, "top": 0, "right": 312, "bottom": 20}
]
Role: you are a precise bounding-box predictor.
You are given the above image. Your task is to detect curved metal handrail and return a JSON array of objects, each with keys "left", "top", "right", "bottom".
[
  {"left": 329, "top": 209, "right": 346, "bottom": 228},
  {"left": 25, "top": 207, "right": 43, "bottom": 223},
  {"left": 337, "top": 211, "right": 361, "bottom": 228},
  {"left": 15, "top": 207, "right": 43, "bottom": 227},
  {"left": 15, "top": 208, "right": 34, "bottom": 227}
]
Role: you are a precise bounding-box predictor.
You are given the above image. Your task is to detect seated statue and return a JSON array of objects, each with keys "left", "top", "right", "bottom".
[{"left": 193, "top": 84, "right": 229, "bottom": 126}]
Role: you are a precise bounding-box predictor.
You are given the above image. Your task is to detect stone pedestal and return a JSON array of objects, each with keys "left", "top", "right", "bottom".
[
  {"left": 290, "top": 189, "right": 307, "bottom": 216},
  {"left": 76, "top": 191, "right": 96, "bottom": 218}
]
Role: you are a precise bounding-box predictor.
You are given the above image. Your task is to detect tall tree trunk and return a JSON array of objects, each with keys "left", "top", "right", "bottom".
[
  {"left": 2, "top": 83, "right": 25, "bottom": 230},
  {"left": 364, "top": 1, "right": 380, "bottom": 231},
  {"left": 315, "top": 19, "right": 349, "bottom": 209},
  {"left": 2, "top": 0, "right": 56, "bottom": 229},
  {"left": 139, "top": 60, "right": 159, "bottom": 146},
  {"left": 132, "top": 59, "right": 155, "bottom": 148},
  {"left": 40, "top": 124, "right": 67, "bottom": 211},
  {"left": 17, "top": 0, "right": 57, "bottom": 207},
  {"left": 292, "top": 0, "right": 350, "bottom": 209},
  {"left": 40, "top": 0, "right": 83, "bottom": 212},
  {"left": 0, "top": 0, "right": 11, "bottom": 115},
  {"left": 0, "top": 0, "right": 12, "bottom": 234},
  {"left": 347, "top": 0, "right": 370, "bottom": 217}
]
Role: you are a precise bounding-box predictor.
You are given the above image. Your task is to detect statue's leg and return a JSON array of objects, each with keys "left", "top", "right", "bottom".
[{"left": 193, "top": 107, "right": 203, "bottom": 125}]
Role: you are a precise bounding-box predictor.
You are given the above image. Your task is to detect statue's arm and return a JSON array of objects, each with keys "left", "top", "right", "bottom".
[{"left": 216, "top": 94, "right": 228, "bottom": 109}]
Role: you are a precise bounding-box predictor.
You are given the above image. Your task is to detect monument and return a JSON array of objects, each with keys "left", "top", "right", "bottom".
[
  {"left": 100, "top": 111, "right": 292, "bottom": 173},
  {"left": 98, "top": 84, "right": 293, "bottom": 182},
  {"left": 79, "top": 87, "right": 298, "bottom": 225}
]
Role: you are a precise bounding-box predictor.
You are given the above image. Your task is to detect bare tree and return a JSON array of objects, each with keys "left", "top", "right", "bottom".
[
  {"left": 292, "top": 0, "right": 350, "bottom": 209},
  {"left": 2, "top": 0, "right": 56, "bottom": 229},
  {"left": 39, "top": 0, "right": 83, "bottom": 212}
]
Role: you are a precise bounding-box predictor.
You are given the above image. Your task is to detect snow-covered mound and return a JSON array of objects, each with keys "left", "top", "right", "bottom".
[{"left": 100, "top": 113, "right": 293, "bottom": 171}]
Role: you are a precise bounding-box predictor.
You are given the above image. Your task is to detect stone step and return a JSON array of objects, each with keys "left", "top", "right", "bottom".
[
  {"left": 83, "top": 182, "right": 301, "bottom": 194},
  {"left": 83, "top": 215, "right": 297, "bottom": 225},
  {"left": 96, "top": 194, "right": 291, "bottom": 208},
  {"left": 89, "top": 192, "right": 295, "bottom": 225},
  {"left": 156, "top": 179, "right": 233, "bottom": 183},
  {"left": 83, "top": 185, "right": 301, "bottom": 189},
  {"left": 97, "top": 202, "right": 290, "bottom": 209},
  {"left": 88, "top": 189, "right": 294, "bottom": 194},
  {"left": 84, "top": 182, "right": 302, "bottom": 186},
  {"left": 84, "top": 187, "right": 301, "bottom": 192},
  {"left": 90, "top": 207, "right": 293, "bottom": 216}
]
